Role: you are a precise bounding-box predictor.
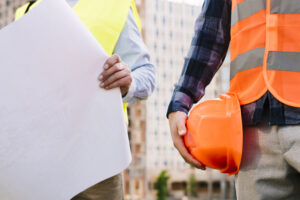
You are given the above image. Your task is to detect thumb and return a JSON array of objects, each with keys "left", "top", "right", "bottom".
[{"left": 177, "top": 117, "right": 187, "bottom": 136}]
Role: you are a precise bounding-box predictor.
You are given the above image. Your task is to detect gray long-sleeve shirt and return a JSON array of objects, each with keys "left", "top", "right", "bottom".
[{"left": 67, "top": 0, "right": 156, "bottom": 104}]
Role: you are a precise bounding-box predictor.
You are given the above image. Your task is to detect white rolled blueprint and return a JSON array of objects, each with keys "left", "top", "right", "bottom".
[{"left": 0, "top": 0, "right": 131, "bottom": 199}]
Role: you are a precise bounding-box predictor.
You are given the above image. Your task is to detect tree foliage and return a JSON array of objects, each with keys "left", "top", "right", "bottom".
[
  {"left": 154, "top": 170, "right": 170, "bottom": 200},
  {"left": 187, "top": 173, "right": 197, "bottom": 197}
]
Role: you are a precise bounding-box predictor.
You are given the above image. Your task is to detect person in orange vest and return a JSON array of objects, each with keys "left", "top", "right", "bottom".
[
  {"left": 167, "top": 0, "right": 300, "bottom": 199},
  {"left": 16, "top": 0, "right": 156, "bottom": 200}
]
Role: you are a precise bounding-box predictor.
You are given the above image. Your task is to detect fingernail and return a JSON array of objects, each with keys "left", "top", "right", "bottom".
[
  {"left": 197, "top": 165, "right": 203, "bottom": 169},
  {"left": 104, "top": 64, "right": 109, "bottom": 69},
  {"left": 118, "top": 65, "right": 123, "bottom": 70},
  {"left": 98, "top": 75, "right": 103, "bottom": 80},
  {"left": 100, "top": 83, "right": 104, "bottom": 87},
  {"left": 178, "top": 130, "right": 186, "bottom": 136}
]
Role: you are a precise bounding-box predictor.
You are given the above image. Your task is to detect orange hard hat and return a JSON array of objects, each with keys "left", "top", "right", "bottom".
[{"left": 184, "top": 93, "right": 243, "bottom": 175}]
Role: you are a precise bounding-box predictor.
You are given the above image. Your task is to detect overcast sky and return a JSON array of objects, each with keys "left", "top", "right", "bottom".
[{"left": 168, "top": 0, "right": 204, "bottom": 6}]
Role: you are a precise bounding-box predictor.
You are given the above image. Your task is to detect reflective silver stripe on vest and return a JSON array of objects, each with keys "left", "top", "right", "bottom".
[
  {"left": 231, "top": 0, "right": 266, "bottom": 27},
  {"left": 267, "top": 51, "right": 300, "bottom": 72},
  {"left": 230, "top": 47, "right": 265, "bottom": 79},
  {"left": 271, "top": 0, "right": 300, "bottom": 14}
]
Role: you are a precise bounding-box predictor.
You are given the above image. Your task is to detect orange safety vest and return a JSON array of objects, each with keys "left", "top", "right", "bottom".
[{"left": 229, "top": 0, "right": 300, "bottom": 107}]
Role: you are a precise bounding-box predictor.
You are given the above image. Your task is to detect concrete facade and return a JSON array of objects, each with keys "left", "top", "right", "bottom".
[{"left": 141, "top": 0, "right": 233, "bottom": 199}]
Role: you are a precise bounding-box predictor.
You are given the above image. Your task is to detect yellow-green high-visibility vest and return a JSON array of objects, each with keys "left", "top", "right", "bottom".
[{"left": 15, "top": 0, "right": 142, "bottom": 124}]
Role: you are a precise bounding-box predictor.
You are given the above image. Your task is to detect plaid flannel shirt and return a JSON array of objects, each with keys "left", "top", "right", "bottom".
[{"left": 167, "top": 0, "right": 300, "bottom": 126}]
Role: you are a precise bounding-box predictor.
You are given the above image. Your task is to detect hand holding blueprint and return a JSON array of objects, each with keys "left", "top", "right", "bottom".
[{"left": 0, "top": 0, "right": 131, "bottom": 199}]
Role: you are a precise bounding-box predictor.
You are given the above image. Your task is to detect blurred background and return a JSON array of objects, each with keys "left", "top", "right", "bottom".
[{"left": 0, "top": 0, "right": 233, "bottom": 199}]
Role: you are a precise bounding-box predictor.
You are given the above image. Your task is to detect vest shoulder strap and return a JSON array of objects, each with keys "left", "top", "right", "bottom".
[
  {"left": 130, "top": 0, "right": 141, "bottom": 32},
  {"left": 25, "top": 1, "right": 37, "bottom": 13},
  {"left": 15, "top": 3, "right": 29, "bottom": 20},
  {"left": 15, "top": 0, "right": 40, "bottom": 20}
]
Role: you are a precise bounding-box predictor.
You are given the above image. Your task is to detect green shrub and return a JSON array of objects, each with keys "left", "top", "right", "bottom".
[{"left": 154, "top": 170, "right": 170, "bottom": 200}]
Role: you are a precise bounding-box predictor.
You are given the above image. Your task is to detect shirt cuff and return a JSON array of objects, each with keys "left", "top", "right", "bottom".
[
  {"left": 166, "top": 90, "right": 194, "bottom": 118},
  {"left": 122, "top": 78, "right": 136, "bottom": 103}
]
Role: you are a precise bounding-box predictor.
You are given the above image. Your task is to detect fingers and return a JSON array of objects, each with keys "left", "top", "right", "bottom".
[
  {"left": 99, "top": 63, "right": 124, "bottom": 81},
  {"left": 103, "top": 54, "right": 121, "bottom": 70},
  {"left": 169, "top": 111, "right": 206, "bottom": 170},
  {"left": 101, "top": 76, "right": 132, "bottom": 90},
  {"left": 168, "top": 111, "right": 187, "bottom": 140},
  {"left": 100, "top": 68, "right": 130, "bottom": 88},
  {"left": 173, "top": 138, "right": 206, "bottom": 170},
  {"left": 98, "top": 55, "right": 132, "bottom": 96},
  {"left": 177, "top": 115, "right": 187, "bottom": 136}
]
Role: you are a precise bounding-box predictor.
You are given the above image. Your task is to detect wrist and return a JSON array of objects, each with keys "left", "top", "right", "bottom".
[
  {"left": 122, "top": 78, "right": 136, "bottom": 103},
  {"left": 121, "top": 87, "right": 129, "bottom": 97}
]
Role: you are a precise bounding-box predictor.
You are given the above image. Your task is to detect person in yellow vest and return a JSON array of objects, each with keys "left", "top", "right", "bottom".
[
  {"left": 16, "top": 0, "right": 156, "bottom": 199},
  {"left": 167, "top": 0, "right": 300, "bottom": 199}
]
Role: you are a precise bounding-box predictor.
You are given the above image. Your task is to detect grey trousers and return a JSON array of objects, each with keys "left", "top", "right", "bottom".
[
  {"left": 235, "top": 122, "right": 300, "bottom": 200},
  {"left": 71, "top": 173, "right": 123, "bottom": 200}
]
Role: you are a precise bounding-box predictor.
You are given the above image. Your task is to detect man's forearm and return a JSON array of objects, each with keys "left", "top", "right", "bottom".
[{"left": 167, "top": 0, "right": 231, "bottom": 117}]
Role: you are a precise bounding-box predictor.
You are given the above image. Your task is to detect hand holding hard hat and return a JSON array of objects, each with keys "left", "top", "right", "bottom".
[
  {"left": 184, "top": 93, "right": 243, "bottom": 175},
  {"left": 168, "top": 111, "right": 206, "bottom": 170}
]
